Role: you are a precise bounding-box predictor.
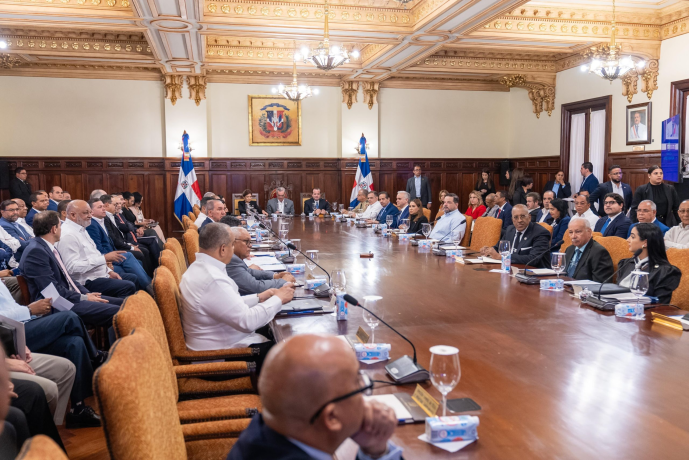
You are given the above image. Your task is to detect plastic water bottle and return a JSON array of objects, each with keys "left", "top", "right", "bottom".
[
  {"left": 256, "top": 229, "right": 263, "bottom": 243},
  {"left": 335, "top": 291, "right": 348, "bottom": 321},
  {"left": 501, "top": 252, "right": 511, "bottom": 272}
]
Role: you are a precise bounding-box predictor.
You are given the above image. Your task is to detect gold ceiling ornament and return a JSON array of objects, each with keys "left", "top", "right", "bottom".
[
  {"left": 163, "top": 75, "right": 184, "bottom": 105},
  {"left": 498, "top": 74, "right": 526, "bottom": 88},
  {"left": 639, "top": 59, "right": 658, "bottom": 100},
  {"left": 186, "top": 75, "right": 207, "bottom": 106},
  {"left": 362, "top": 82, "right": 379, "bottom": 110},
  {"left": 580, "top": 0, "right": 645, "bottom": 82},
  {"left": 0, "top": 53, "right": 21, "bottom": 69},
  {"left": 340, "top": 81, "right": 359, "bottom": 110},
  {"left": 621, "top": 69, "right": 638, "bottom": 103},
  {"left": 301, "top": 1, "right": 359, "bottom": 71},
  {"left": 499, "top": 74, "right": 555, "bottom": 118}
]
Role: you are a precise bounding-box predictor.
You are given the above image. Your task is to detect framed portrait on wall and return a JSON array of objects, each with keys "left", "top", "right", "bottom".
[
  {"left": 248, "top": 95, "right": 302, "bottom": 146},
  {"left": 626, "top": 102, "right": 651, "bottom": 145}
]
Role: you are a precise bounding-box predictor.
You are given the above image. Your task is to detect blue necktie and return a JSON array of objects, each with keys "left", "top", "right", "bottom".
[
  {"left": 13, "top": 222, "right": 29, "bottom": 240},
  {"left": 314, "top": 200, "right": 319, "bottom": 210},
  {"left": 600, "top": 218, "right": 611, "bottom": 234},
  {"left": 567, "top": 249, "right": 582, "bottom": 277}
]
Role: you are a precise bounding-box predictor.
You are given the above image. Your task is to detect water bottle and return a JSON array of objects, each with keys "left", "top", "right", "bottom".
[
  {"left": 615, "top": 303, "right": 644, "bottom": 317},
  {"left": 335, "top": 291, "right": 348, "bottom": 321},
  {"left": 501, "top": 252, "right": 511, "bottom": 272},
  {"left": 255, "top": 229, "right": 263, "bottom": 243}
]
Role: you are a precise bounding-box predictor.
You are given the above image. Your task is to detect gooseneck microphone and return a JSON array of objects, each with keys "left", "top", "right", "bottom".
[
  {"left": 257, "top": 220, "right": 294, "bottom": 263},
  {"left": 514, "top": 239, "right": 564, "bottom": 284},
  {"left": 344, "top": 294, "right": 429, "bottom": 384},
  {"left": 596, "top": 248, "right": 643, "bottom": 300},
  {"left": 285, "top": 241, "right": 331, "bottom": 288}
]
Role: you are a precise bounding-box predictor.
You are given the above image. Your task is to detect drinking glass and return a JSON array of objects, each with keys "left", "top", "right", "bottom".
[
  {"left": 551, "top": 252, "right": 566, "bottom": 278},
  {"left": 330, "top": 269, "right": 347, "bottom": 293},
  {"left": 398, "top": 218, "right": 410, "bottom": 233},
  {"left": 452, "top": 229, "right": 461, "bottom": 248},
  {"left": 498, "top": 240, "right": 511, "bottom": 256},
  {"left": 332, "top": 202, "right": 338, "bottom": 213},
  {"left": 629, "top": 270, "right": 649, "bottom": 311},
  {"left": 246, "top": 216, "right": 255, "bottom": 228},
  {"left": 291, "top": 239, "right": 301, "bottom": 258},
  {"left": 348, "top": 207, "right": 354, "bottom": 213},
  {"left": 362, "top": 296, "right": 383, "bottom": 343},
  {"left": 429, "top": 346, "right": 461, "bottom": 417},
  {"left": 339, "top": 204, "right": 345, "bottom": 213},
  {"left": 305, "top": 250, "right": 319, "bottom": 272},
  {"left": 421, "top": 223, "right": 431, "bottom": 238},
  {"left": 279, "top": 229, "right": 289, "bottom": 241},
  {"left": 386, "top": 215, "right": 393, "bottom": 228}
]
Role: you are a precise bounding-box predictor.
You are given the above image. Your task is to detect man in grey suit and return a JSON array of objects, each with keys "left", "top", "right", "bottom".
[
  {"left": 226, "top": 228, "right": 296, "bottom": 295},
  {"left": 405, "top": 165, "right": 432, "bottom": 209},
  {"left": 266, "top": 187, "right": 295, "bottom": 216}
]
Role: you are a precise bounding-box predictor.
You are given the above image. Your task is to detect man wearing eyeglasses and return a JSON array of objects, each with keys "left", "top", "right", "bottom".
[
  {"left": 594, "top": 193, "right": 631, "bottom": 238},
  {"left": 227, "top": 334, "right": 401, "bottom": 460},
  {"left": 226, "top": 227, "right": 296, "bottom": 296}
]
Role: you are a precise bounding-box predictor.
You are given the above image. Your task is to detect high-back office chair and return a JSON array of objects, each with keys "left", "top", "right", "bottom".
[
  {"left": 182, "top": 215, "right": 192, "bottom": 231},
  {"left": 422, "top": 208, "right": 431, "bottom": 222},
  {"left": 460, "top": 216, "right": 472, "bottom": 247},
  {"left": 560, "top": 228, "right": 573, "bottom": 253},
  {"left": 667, "top": 248, "right": 689, "bottom": 308},
  {"left": 160, "top": 249, "right": 183, "bottom": 285},
  {"left": 192, "top": 204, "right": 200, "bottom": 218},
  {"left": 469, "top": 217, "right": 502, "bottom": 252},
  {"left": 165, "top": 237, "right": 188, "bottom": 271},
  {"left": 183, "top": 229, "right": 199, "bottom": 265},
  {"left": 16, "top": 436, "right": 68, "bottom": 460},
  {"left": 538, "top": 222, "right": 553, "bottom": 235},
  {"left": 94, "top": 329, "right": 251, "bottom": 460},
  {"left": 592, "top": 235, "right": 632, "bottom": 282}
]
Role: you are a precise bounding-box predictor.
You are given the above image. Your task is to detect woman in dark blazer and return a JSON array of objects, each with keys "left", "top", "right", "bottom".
[
  {"left": 475, "top": 168, "right": 495, "bottom": 202},
  {"left": 617, "top": 223, "right": 682, "bottom": 304},
  {"left": 542, "top": 170, "right": 572, "bottom": 199},
  {"left": 548, "top": 199, "right": 570, "bottom": 252},
  {"left": 511, "top": 176, "right": 533, "bottom": 206},
  {"left": 629, "top": 165, "right": 680, "bottom": 227},
  {"left": 238, "top": 189, "right": 266, "bottom": 215},
  {"left": 407, "top": 199, "right": 429, "bottom": 234}
]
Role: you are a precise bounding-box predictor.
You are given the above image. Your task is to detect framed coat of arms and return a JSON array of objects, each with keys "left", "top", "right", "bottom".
[{"left": 248, "top": 95, "right": 302, "bottom": 146}]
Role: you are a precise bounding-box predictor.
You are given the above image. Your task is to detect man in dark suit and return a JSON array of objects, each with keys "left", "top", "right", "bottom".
[
  {"left": 18, "top": 211, "right": 124, "bottom": 328},
  {"left": 227, "top": 334, "right": 401, "bottom": 460},
  {"left": 588, "top": 165, "right": 633, "bottom": 217},
  {"left": 526, "top": 192, "right": 542, "bottom": 223},
  {"left": 396, "top": 191, "right": 410, "bottom": 222},
  {"left": 9, "top": 167, "right": 32, "bottom": 208},
  {"left": 594, "top": 193, "right": 632, "bottom": 238},
  {"left": 47, "top": 186, "right": 63, "bottom": 212},
  {"left": 481, "top": 204, "right": 552, "bottom": 267},
  {"left": 405, "top": 165, "right": 432, "bottom": 208},
  {"left": 564, "top": 218, "right": 614, "bottom": 282},
  {"left": 111, "top": 194, "right": 162, "bottom": 261},
  {"left": 542, "top": 170, "right": 572, "bottom": 199},
  {"left": 303, "top": 188, "right": 331, "bottom": 216},
  {"left": 578, "top": 162, "right": 599, "bottom": 195},
  {"left": 0, "top": 200, "right": 32, "bottom": 260},
  {"left": 26, "top": 191, "right": 49, "bottom": 227},
  {"left": 494, "top": 191, "right": 513, "bottom": 230},
  {"left": 367, "top": 192, "right": 401, "bottom": 228},
  {"left": 199, "top": 198, "right": 226, "bottom": 229}
]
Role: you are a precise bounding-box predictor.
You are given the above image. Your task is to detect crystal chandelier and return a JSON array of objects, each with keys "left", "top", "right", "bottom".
[
  {"left": 301, "top": 1, "right": 359, "bottom": 71},
  {"left": 272, "top": 45, "right": 318, "bottom": 101},
  {"left": 581, "top": 0, "right": 644, "bottom": 82}
]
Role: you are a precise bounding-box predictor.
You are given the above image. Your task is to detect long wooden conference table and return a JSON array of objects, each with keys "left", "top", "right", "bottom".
[{"left": 268, "top": 217, "right": 689, "bottom": 459}]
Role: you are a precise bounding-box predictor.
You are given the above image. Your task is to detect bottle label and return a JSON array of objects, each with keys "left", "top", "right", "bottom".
[{"left": 336, "top": 294, "right": 348, "bottom": 321}]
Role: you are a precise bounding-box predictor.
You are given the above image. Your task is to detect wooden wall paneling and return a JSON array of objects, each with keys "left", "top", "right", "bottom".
[
  {"left": 461, "top": 172, "right": 477, "bottom": 209},
  {"left": 445, "top": 173, "right": 460, "bottom": 200},
  {"left": 85, "top": 174, "right": 105, "bottom": 201},
  {"left": 229, "top": 174, "right": 247, "bottom": 199},
  {"left": 209, "top": 173, "right": 229, "bottom": 201},
  {"left": 144, "top": 173, "right": 166, "bottom": 228},
  {"left": 42, "top": 173, "right": 62, "bottom": 193},
  {"left": 127, "top": 174, "right": 145, "bottom": 197},
  {"left": 249, "top": 174, "right": 267, "bottom": 204},
  {"left": 285, "top": 173, "right": 303, "bottom": 213},
  {"left": 63, "top": 174, "right": 83, "bottom": 200}
]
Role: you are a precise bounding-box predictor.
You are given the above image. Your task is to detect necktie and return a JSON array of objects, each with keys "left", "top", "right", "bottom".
[
  {"left": 600, "top": 218, "right": 611, "bottom": 234},
  {"left": 13, "top": 222, "right": 29, "bottom": 240},
  {"left": 117, "top": 214, "right": 137, "bottom": 242},
  {"left": 512, "top": 232, "right": 522, "bottom": 253},
  {"left": 53, "top": 248, "right": 80, "bottom": 292},
  {"left": 567, "top": 249, "right": 582, "bottom": 277},
  {"left": 314, "top": 200, "right": 319, "bottom": 210},
  {"left": 497, "top": 208, "right": 502, "bottom": 218}
]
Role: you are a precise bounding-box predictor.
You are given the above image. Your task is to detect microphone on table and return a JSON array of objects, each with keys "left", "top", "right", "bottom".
[
  {"left": 343, "top": 294, "right": 429, "bottom": 384},
  {"left": 515, "top": 239, "right": 564, "bottom": 284},
  {"left": 281, "top": 240, "right": 332, "bottom": 297},
  {"left": 595, "top": 248, "right": 643, "bottom": 301},
  {"left": 257, "top": 221, "right": 295, "bottom": 264}
]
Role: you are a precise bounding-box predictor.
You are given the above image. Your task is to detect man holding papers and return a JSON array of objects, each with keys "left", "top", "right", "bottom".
[
  {"left": 563, "top": 218, "right": 614, "bottom": 282},
  {"left": 226, "top": 228, "right": 296, "bottom": 295}
]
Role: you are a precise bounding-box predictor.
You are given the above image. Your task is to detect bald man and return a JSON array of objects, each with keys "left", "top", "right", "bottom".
[{"left": 228, "top": 334, "right": 402, "bottom": 460}]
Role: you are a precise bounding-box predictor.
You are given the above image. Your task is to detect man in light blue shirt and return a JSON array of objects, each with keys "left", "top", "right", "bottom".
[{"left": 429, "top": 193, "right": 467, "bottom": 243}]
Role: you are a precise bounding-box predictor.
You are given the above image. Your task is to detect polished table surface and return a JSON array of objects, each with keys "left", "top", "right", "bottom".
[{"left": 268, "top": 217, "right": 689, "bottom": 460}]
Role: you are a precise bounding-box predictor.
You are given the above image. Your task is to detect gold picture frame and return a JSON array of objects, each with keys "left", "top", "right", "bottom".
[{"left": 248, "top": 95, "right": 302, "bottom": 146}]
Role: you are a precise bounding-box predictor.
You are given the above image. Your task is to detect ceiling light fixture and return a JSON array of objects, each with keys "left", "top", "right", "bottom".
[
  {"left": 0, "top": 41, "right": 7, "bottom": 49},
  {"left": 580, "top": 0, "right": 645, "bottom": 82},
  {"left": 302, "top": 1, "right": 359, "bottom": 72},
  {"left": 272, "top": 43, "right": 318, "bottom": 101}
]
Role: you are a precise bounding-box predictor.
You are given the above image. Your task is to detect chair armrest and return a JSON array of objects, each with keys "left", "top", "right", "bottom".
[
  {"left": 174, "top": 347, "right": 259, "bottom": 363},
  {"left": 182, "top": 418, "right": 252, "bottom": 442},
  {"left": 177, "top": 394, "right": 261, "bottom": 424},
  {"left": 174, "top": 361, "right": 250, "bottom": 379}
]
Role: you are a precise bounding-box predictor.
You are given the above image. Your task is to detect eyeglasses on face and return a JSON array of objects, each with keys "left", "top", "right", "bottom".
[
  {"left": 236, "top": 238, "right": 252, "bottom": 246},
  {"left": 309, "top": 371, "right": 373, "bottom": 424},
  {"left": 604, "top": 201, "right": 617, "bottom": 206}
]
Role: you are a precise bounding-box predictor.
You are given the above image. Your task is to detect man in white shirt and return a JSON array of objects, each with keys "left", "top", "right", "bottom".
[
  {"left": 664, "top": 199, "right": 689, "bottom": 249},
  {"left": 57, "top": 200, "right": 137, "bottom": 299},
  {"left": 629, "top": 111, "right": 647, "bottom": 140},
  {"left": 360, "top": 191, "right": 383, "bottom": 220},
  {"left": 194, "top": 196, "right": 216, "bottom": 227},
  {"left": 179, "top": 222, "right": 294, "bottom": 366},
  {"left": 429, "top": 193, "right": 466, "bottom": 243},
  {"left": 572, "top": 193, "right": 599, "bottom": 229}
]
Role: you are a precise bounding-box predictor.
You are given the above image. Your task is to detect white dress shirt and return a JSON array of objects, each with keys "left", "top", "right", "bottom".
[
  {"left": 277, "top": 199, "right": 285, "bottom": 213},
  {"left": 194, "top": 212, "right": 207, "bottom": 227},
  {"left": 56, "top": 219, "right": 111, "bottom": 284},
  {"left": 179, "top": 252, "right": 283, "bottom": 350},
  {"left": 611, "top": 182, "right": 624, "bottom": 199},
  {"left": 573, "top": 208, "right": 599, "bottom": 229},
  {"left": 414, "top": 176, "right": 421, "bottom": 198},
  {"left": 290, "top": 438, "right": 403, "bottom": 460},
  {"left": 360, "top": 201, "right": 382, "bottom": 219},
  {"left": 665, "top": 222, "right": 689, "bottom": 249},
  {"left": 0, "top": 280, "right": 30, "bottom": 322},
  {"left": 17, "top": 217, "right": 35, "bottom": 237}
]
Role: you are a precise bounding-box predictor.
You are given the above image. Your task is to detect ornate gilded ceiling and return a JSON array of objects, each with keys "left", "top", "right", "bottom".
[{"left": 0, "top": 0, "right": 687, "bottom": 97}]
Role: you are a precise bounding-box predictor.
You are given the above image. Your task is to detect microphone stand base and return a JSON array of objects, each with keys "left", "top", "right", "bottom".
[
  {"left": 385, "top": 355, "right": 430, "bottom": 384},
  {"left": 278, "top": 255, "right": 295, "bottom": 264},
  {"left": 515, "top": 274, "right": 539, "bottom": 285}
]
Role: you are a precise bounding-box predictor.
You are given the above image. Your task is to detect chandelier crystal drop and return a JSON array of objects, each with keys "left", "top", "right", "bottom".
[
  {"left": 581, "top": 0, "right": 644, "bottom": 82},
  {"left": 302, "top": 1, "right": 359, "bottom": 71},
  {"left": 272, "top": 44, "right": 317, "bottom": 101}
]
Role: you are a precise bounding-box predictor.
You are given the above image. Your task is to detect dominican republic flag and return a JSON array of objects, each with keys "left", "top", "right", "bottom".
[
  {"left": 173, "top": 131, "right": 201, "bottom": 225},
  {"left": 349, "top": 134, "right": 374, "bottom": 208}
]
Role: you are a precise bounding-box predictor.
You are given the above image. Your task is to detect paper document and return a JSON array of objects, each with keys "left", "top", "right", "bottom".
[
  {"left": 602, "top": 293, "right": 652, "bottom": 303},
  {"left": 525, "top": 269, "right": 557, "bottom": 275},
  {"left": 40, "top": 282, "right": 74, "bottom": 312},
  {"left": 438, "top": 245, "right": 466, "bottom": 250},
  {"left": 0, "top": 315, "right": 26, "bottom": 361},
  {"left": 489, "top": 269, "right": 510, "bottom": 273},
  {"left": 478, "top": 257, "right": 502, "bottom": 264},
  {"left": 564, "top": 280, "right": 595, "bottom": 285},
  {"left": 417, "top": 434, "right": 476, "bottom": 453},
  {"left": 250, "top": 252, "right": 275, "bottom": 257},
  {"left": 245, "top": 256, "right": 282, "bottom": 267}
]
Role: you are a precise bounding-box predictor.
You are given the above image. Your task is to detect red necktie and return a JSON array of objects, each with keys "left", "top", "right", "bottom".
[
  {"left": 53, "top": 248, "right": 80, "bottom": 292},
  {"left": 117, "top": 214, "right": 138, "bottom": 242}
]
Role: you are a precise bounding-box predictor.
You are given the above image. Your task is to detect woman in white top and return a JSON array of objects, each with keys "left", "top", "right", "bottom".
[{"left": 130, "top": 192, "right": 166, "bottom": 242}]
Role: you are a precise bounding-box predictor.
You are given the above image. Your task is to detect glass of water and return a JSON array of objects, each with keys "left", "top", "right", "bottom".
[
  {"left": 362, "top": 296, "right": 383, "bottom": 343},
  {"left": 332, "top": 202, "right": 338, "bottom": 213},
  {"left": 429, "top": 346, "right": 461, "bottom": 417},
  {"left": 398, "top": 218, "right": 410, "bottom": 233},
  {"left": 630, "top": 270, "right": 649, "bottom": 311},
  {"left": 551, "top": 252, "right": 566, "bottom": 278},
  {"left": 330, "top": 269, "right": 347, "bottom": 293},
  {"left": 422, "top": 223, "right": 431, "bottom": 238},
  {"left": 452, "top": 229, "right": 462, "bottom": 248},
  {"left": 291, "top": 239, "right": 301, "bottom": 258},
  {"left": 305, "top": 250, "right": 319, "bottom": 272},
  {"left": 498, "top": 240, "right": 511, "bottom": 255},
  {"left": 339, "top": 204, "right": 345, "bottom": 213},
  {"left": 386, "top": 215, "right": 393, "bottom": 228}
]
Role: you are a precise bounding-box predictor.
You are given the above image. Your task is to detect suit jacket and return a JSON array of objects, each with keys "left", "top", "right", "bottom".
[
  {"left": 551, "top": 216, "right": 570, "bottom": 251},
  {"left": 85, "top": 220, "right": 116, "bottom": 254},
  {"left": 225, "top": 255, "right": 286, "bottom": 296},
  {"left": 200, "top": 217, "right": 213, "bottom": 228},
  {"left": 629, "top": 182, "right": 680, "bottom": 226},
  {"left": 238, "top": 200, "right": 263, "bottom": 215},
  {"left": 493, "top": 222, "right": 552, "bottom": 267},
  {"left": 543, "top": 181, "right": 572, "bottom": 199},
  {"left": 0, "top": 217, "right": 31, "bottom": 260},
  {"left": 303, "top": 198, "right": 331, "bottom": 215},
  {"left": 496, "top": 203, "right": 513, "bottom": 229},
  {"left": 589, "top": 181, "right": 633, "bottom": 217},
  {"left": 530, "top": 208, "right": 554, "bottom": 225},
  {"left": 104, "top": 217, "right": 131, "bottom": 251},
  {"left": 617, "top": 258, "right": 682, "bottom": 304},
  {"left": 628, "top": 220, "right": 670, "bottom": 238},
  {"left": 579, "top": 174, "right": 600, "bottom": 195},
  {"left": 25, "top": 208, "right": 40, "bottom": 227},
  {"left": 564, "top": 240, "right": 614, "bottom": 282},
  {"left": 121, "top": 207, "right": 138, "bottom": 225},
  {"left": 266, "top": 198, "right": 295, "bottom": 216},
  {"left": 114, "top": 212, "right": 139, "bottom": 244},
  {"left": 408, "top": 215, "right": 429, "bottom": 234},
  {"left": 47, "top": 200, "right": 59, "bottom": 212},
  {"left": 399, "top": 206, "right": 410, "bottom": 222},
  {"left": 9, "top": 178, "right": 32, "bottom": 205},
  {"left": 19, "top": 237, "right": 87, "bottom": 304},
  {"left": 511, "top": 187, "right": 528, "bottom": 206},
  {"left": 405, "top": 176, "right": 432, "bottom": 206},
  {"left": 376, "top": 203, "right": 401, "bottom": 228},
  {"left": 594, "top": 214, "right": 632, "bottom": 238}
]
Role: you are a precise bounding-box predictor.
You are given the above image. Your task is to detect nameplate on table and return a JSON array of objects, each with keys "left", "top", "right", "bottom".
[
  {"left": 356, "top": 326, "right": 370, "bottom": 344},
  {"left": 411, "top": 384, "right": 439, "bottom": 417}
]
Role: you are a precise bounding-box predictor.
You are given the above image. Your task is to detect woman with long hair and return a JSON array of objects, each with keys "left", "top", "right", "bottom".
[
  {"left": 129, "top": 192, "right": 166, "bottom": 242},
  {"left": 630, "top": 165, "right": 681, "bottom": 226},
  {"left": 617, "top": 223, "right": 681, "bottom": 304},
  {"left": 507, "top": 168, "right": 524, "bottom": 204},
  {"left": 548, "top": 199, "right": 570, "bottom": 252},
  {"left": 475, "top": 168, "right": 495, "bottom": 202},
  {"left": 407, "top": 199, "right": 429, "bottom": 234},
  {"left": 465, "top": 191, "right": 486, "bottom": 220},
  {"left": 434, "top": 190, "right": 449, "bottom": 223}
]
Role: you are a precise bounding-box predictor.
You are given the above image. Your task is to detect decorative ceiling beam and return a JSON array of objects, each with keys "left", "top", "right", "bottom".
[{"left": 499, "top": 73, "right": 555, "bottom": 118}]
